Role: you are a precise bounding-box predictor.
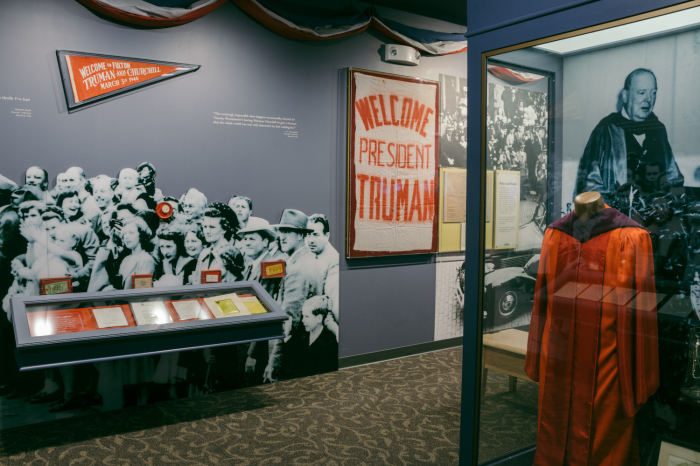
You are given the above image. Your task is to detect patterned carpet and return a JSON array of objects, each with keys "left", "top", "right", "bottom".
[
  {"left": 0, "top": 348, "right": 537, "bottom": 465},
  {"left": 478, "top": 371, "right": 538, "bottom": 463}
]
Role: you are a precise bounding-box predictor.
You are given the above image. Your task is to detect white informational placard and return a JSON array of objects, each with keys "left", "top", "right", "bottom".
[
  {"left": 92, "top": 307, "right": 129, "bottom": 329},
  {"left": 130, "top": 302, "right": 173, "bottom": 326},
  {"left": 443, "top": 170, "right": 467, "bottom": 223},
  {"left": 493, "top": 170, "right": 520, "bottom": 249},
  {"left": 172, "top": 300, "right": 202, "bottom": 320},
  {"left": 485, "top": 170, "right": 493, "bottom": 224},
  {"left": 461, "top": 223, "right": 466, "bottom": 250}
]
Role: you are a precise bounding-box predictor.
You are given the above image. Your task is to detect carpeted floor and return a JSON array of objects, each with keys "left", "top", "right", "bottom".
[
  {"left": 478, "top": 371, "right": 538, "bottom": 463},
  {"left": 0, "top": 347, "right": 537, "bottom": 465}
]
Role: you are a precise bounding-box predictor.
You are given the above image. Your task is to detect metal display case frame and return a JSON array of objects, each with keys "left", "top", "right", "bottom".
[{"left": 10, "top": 281, "right": 287, "bottom": 371}]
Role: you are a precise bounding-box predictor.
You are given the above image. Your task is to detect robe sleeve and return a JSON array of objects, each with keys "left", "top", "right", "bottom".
[
  {"left": 617, "top": 228, "right": 660, "bottom": 417},
  {"left": 525, "top": 228, "right": 555, "bottom": 382},
  {"left": 659, "top": 123, "right": 684, "bottom": 186}
]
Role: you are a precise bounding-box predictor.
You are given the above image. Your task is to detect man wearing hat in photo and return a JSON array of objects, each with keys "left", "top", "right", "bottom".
[
  {"left": 240, "top": 217, "right": 287, "bottom": 297},
  {"left": 274, "top": 209, "right": 319, "bottom": 319},
  {"left": 263, "top": 209, "right": 320, "bottom": 382},
  {"left": 239, "top": 217, "right": 289, "bottom": 385}
]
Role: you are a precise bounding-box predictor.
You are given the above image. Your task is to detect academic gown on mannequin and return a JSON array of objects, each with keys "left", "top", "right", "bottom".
[{"left": 525, "top": 207, "right": 659, "bottom": 466}]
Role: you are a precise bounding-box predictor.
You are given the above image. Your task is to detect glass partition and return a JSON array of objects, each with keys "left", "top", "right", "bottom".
[{"left": 479, "top": 5, "right": 700, "bottom": 464}]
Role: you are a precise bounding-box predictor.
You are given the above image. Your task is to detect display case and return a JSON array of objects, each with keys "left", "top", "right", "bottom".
[
  {"left": 470, "top": 2, "right": 700, "bottom": 464},
  {"left": 10, "top": 281, "right": 287, "bottom": 371}
]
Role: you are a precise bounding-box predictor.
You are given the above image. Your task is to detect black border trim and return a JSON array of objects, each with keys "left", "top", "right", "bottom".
[{"left": 339, "top": 337, "right": 462, "bottom": 369}]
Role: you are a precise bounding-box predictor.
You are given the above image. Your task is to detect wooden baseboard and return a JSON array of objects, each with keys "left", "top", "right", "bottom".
[{"left": 339, "top": 337, "right": 463, "bottom": 369}]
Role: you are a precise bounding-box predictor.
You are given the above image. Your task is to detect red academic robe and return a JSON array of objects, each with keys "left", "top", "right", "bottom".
[{"left": 524, "top": 207, "right": 659, "bottom": 466}]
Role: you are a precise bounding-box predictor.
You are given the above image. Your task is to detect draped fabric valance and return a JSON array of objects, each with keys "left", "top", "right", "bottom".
[
  {"left": 76, "top": 0, "right": 229, "bottom": 27},
  {"left": 77, "top": 0, "right": 468, "bottom": 55},
  {"left": 487, "top": 65, "right": 546, "bottom": 85}
]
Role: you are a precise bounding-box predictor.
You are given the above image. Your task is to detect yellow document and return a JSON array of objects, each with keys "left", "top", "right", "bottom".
[
  {"left": 203, "top": 293, "right": 252, "bottom": 318},
  {"left": 215, "top": 299, "right": 239, "bottom": 316},
  {"left": 239, "top": 296, "right": 267, "bottom": 314}
]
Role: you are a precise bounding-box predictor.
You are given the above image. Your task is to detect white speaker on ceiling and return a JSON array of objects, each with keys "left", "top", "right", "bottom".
[{"left": 384, "top": 44, "right": 421, "bottom": 66}]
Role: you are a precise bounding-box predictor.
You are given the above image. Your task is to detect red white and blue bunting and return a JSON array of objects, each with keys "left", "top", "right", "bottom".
[
  {"left": 77, "top": 0, "right": 468, "bottom": 55},
  {"left": 487, "top": 65, "right": 545, "bottom": 85},
  {"left": 77, "top": 0, "right": 229, "bottom": 27}
]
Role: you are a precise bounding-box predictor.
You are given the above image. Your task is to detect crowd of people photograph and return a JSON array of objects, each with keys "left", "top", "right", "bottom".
[
  {"left": 439, "top": 74, "right": 468, "bottom": 168},
  {"left": 0, "top": 163, "right": 339, "bottom": 418},
  {"left": 486, "top": 82, "right": 549, "bottom": 204}
]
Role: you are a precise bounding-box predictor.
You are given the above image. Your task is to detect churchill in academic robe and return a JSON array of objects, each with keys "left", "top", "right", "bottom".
[
  {"left": 574, "top": 69, "right": 683, "bottom": 203},
  {"left": 525, "top": 207, "right": 659, "bottom": 466},
  {"left": 574, "top": 112, "right": 682, "bottom": 202}
]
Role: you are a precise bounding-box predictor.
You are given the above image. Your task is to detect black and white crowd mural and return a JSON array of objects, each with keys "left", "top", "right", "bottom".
[
  {"left": 483, "top": 72, "right": 550, "bottom": 333},
  {"left": 0, "top": 163, "right": 338, "bottom": 424}
]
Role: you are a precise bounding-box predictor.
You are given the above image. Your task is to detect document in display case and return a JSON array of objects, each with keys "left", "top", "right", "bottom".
[
  {"left": 10, "top": 281, "right": 286, "bottom": 371},
  {"left": 203, "top": 293, "right": 254, "bottom": 318},
  {"left": 166, "top": 299, "right": 213, "bottom": 321},
  {"left": 130, "top": 302, "right": 173, "bottom": 326}
]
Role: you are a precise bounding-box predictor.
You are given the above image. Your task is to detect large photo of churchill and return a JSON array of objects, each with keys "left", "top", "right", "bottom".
[
  {"left": 562, "top": 28, "right": 700, "bottom": 301},
  {"left": 0, "top": 163, "right": 339, "bottom": 428},
  {"left": 574, "top": 68, "right": 683, "bottom": 206}
]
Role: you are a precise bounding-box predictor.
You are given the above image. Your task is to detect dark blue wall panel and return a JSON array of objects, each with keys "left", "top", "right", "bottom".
[{"left": 462, "top": 0, "right": 690, "bottom": 463}]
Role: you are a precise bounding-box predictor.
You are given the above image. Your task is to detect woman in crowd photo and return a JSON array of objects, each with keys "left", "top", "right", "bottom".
[
  {"left": 56, "top": 189, "right": 101, "bottom": 237},
  {"left": 54, "top": 191, "right": 100, "bottom": 292},
  {"left": 151, "top": 226, "right": 193, "bottom": 400},
  {"left": 118, "top": 216, "right": 156, "bottom": 290},
  {"left": 194, "top": 202, "right": 244, "bottom": 283},
  {"left": 153, "top": 226, "right": 196, "bottom": 287}
]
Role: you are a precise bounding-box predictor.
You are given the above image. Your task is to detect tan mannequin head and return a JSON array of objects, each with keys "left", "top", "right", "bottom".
[{"left": 574, "top": 191, "right": 604, "bottom": 221}]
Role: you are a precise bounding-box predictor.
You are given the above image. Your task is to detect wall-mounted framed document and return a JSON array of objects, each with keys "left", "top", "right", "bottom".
[
  {"left": 493, "top": 170, "right": 520, "bottom": 249},
  {"left": 261, "top": 261, "right": 285, "bottom": 279},
  {"left": 201, "top": 270, "right": 221, "bottom": 284},
  {"left": 132, "top": 274, "right": 153, "bottom": 289},
  {"left": 438, "top": 168, "right": 466, "bottom": 252},
  {"left": 40, "top": 278, "right": 72, "bottom": 296},
  {"left": 484, "top": 170, "right": 494, "bottom": 249}
]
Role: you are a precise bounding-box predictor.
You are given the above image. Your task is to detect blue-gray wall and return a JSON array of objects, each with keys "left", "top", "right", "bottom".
[{"left": 0, "top": 0, "right": 467, "bottom": 358}]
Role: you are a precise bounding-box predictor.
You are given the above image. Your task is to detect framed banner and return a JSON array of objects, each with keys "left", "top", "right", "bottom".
[{"left": 346, "top": 68, "right": 439, "bottom": 258}]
